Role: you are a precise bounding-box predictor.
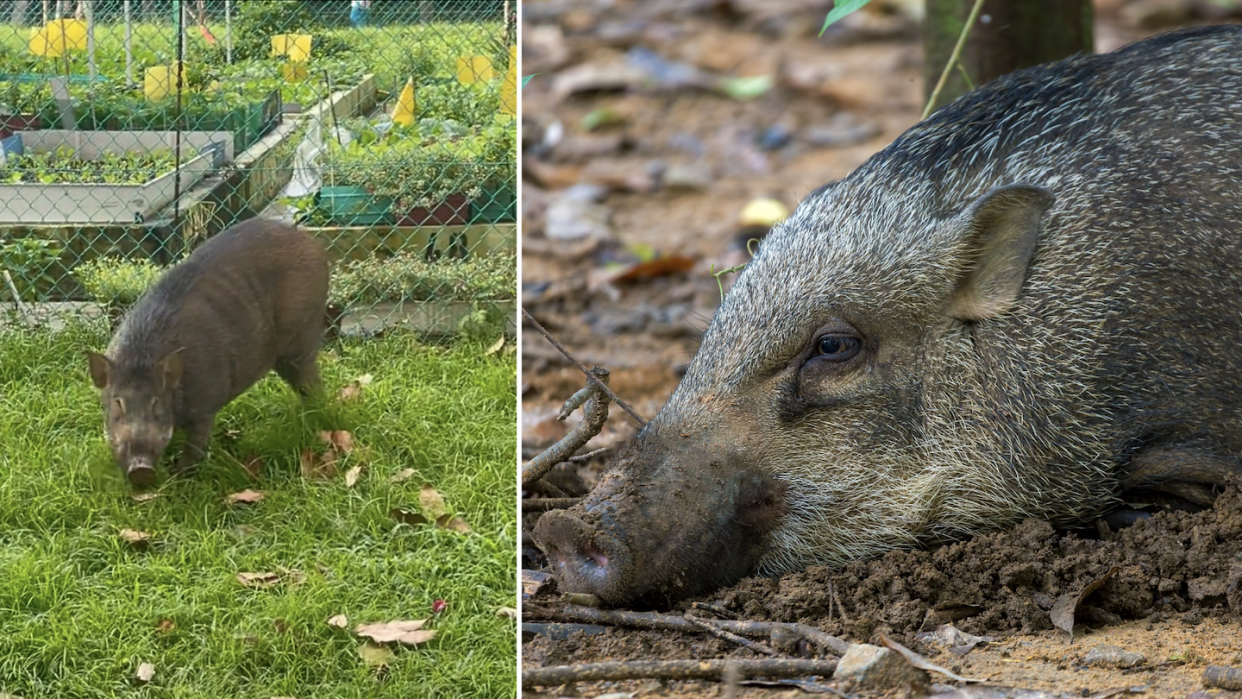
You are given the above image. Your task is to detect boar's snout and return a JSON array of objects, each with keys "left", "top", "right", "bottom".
[
  {"left": 533, "top": 432, "right": 786, "bottom": 606},
  {"left": 124, "top": 459, "right": 157, "bottom": 487},
  {"left": 535, "top": 509, "right": 629, "bottom": 600}
]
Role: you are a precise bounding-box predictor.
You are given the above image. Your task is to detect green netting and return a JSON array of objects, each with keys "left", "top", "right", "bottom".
[{"left": 0, "top": 0, "right": 517, "bottom": 341}]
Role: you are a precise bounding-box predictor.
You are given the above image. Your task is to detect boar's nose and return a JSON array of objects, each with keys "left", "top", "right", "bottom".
[
  {"left": 125, "top": 459, "right": 157, "bottom": 488},
  {"left": 534, "top": 509, "right": 630, "bottom": 604}
]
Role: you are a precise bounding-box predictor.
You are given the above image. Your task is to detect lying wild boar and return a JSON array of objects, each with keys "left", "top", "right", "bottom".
[
  {"left": 87, "top": 219, "right": 329, "bottom": 486},
  {"left": 533, "top": 25, "right": 1242, "bottom": 605}
]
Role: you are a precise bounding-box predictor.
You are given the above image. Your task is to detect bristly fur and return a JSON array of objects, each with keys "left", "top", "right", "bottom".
[
  {"left": 671, "top": 24, "right": 1242, "bottom": 576},
  {"left": 528, "top": 25, "right": 1237, "bottom": 591}
]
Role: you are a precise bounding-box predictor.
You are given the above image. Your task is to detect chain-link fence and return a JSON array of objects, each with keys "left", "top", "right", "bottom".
[{"left": 0, "top": 0, "right": 517, "bottom": 342}]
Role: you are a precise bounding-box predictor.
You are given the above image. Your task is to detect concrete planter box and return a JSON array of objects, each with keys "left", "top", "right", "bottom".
[{"left": 0, "top": 130, "right": 231, "bottom": 225}]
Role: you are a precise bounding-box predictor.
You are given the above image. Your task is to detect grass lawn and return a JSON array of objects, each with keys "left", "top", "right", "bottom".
[{"left": 0, "top": 319, "right": 517, "bottom": 698}]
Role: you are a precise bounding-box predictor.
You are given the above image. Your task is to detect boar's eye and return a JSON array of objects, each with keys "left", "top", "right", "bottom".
[{"left": 814, "top": 335, "right": 860, "bottom": 361}]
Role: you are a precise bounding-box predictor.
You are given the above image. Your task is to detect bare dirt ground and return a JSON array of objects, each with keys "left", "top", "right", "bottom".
[{"left": 519, "top": 1, "right": 1242, "bottom": 696}]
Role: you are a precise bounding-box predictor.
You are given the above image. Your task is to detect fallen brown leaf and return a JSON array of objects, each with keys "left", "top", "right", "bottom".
[
  {"left": 132, "top": 492, "right": 161, "bottom": 503},
  {"left": 344, "top": 464, "right": 364, "bottom": 488},
  {"left": 156, "top": 618, "right": 175, "bottom": 632},
  {"left": 276, "top": 566, "right": 307, "bottom": 586},
  {"left": 135, "top": 662, "right": 155, "bottom": 684},
  {"left": 118, "top": 528, "right": 151, "bottom": 546},
  {"left": 1051, "top": 566, "right": 1120, "bottom": 642},
  {"left": 357, "top": 642, "right": 395, "bottom": 668},
  {"left": 337, "top": 374, "right": 373, "bottom": 403},
  {"left": 435, "top": 514, "right": 471, "bottom": 534},
  {"left": 599, "top": 255, "right": 697, "bottom": 287},
  {"left": 496, "top": 607, "right": 517, "bottom": 619},
  {"left": 225, "top": 489, "right": 265, "bottom": 505},
  {"left": 485, "top": 336, "right": 505, "bottom": 356},
  {"left": 236, "top": 571, "right": 281, "bottom": 588},
  {"left": 420, "top": 483, "right": 449, "bottom": 519},
  {"left": 355, "top": 619, "right": 437, "bottom": 646},
  {"left": 273, "top": 619, "right": 288, "bottom": 634},
  {"left": 389, "top": 468, "right": 416, "bottom": 483},
  {"left": 300, "top": 447, "right": 338, "bottom": 480},
  {"left": 391, "top": 508, "right": 428, "bottom": 526},
  {"left": 522, "top": 569, "right": 553, "bottom": 600},
  {"left": 879, "top": 633, "right": 984, "bottom": 683},
  {"left": 319, "top": 430, "right": 355, "bottom": 455},
  {"left": 327, "top": 614, "right": 349, "bottom": 629}
]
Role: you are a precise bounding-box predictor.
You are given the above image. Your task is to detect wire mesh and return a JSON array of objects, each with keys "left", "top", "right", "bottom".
[{"left": 0, "top": 0, "right": 517, "bottom": 341}]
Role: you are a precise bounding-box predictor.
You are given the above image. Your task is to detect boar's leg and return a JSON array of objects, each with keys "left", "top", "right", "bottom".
[
  {"left": 1119, "top": 444, "right": 1241, "bottom": 511},
  {"left": 171, "top": 414, "right": 215, "bottom": 474}
]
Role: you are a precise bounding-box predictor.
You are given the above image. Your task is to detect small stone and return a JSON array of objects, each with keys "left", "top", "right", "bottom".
[
  {"left": 662, "top": 163, "right": 713, "bottom": 191},
  {"left": 1084, "top": 644, "right": 1146, "bottom": 669},
  {"left": 835, "top": 643, "right": 929, "bottom": 689}
]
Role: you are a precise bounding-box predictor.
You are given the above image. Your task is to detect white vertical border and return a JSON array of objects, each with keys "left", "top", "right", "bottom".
[{"left": 514, "top": 0, "right": 525, "bottom": 695}]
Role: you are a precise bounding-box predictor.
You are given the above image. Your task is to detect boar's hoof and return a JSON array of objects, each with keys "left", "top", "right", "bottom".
[{"left": 126, "top": 464, "right": 157, "bottom": 488}]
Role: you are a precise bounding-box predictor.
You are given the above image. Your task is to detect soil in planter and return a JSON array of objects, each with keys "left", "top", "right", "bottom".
[{"left": 1, "top": 148, "right": 182, "bottom": 185}]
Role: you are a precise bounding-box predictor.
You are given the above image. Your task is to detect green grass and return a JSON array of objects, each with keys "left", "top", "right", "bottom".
[{"left": 0, "top": 320, "right": 517, "bottom": 698}]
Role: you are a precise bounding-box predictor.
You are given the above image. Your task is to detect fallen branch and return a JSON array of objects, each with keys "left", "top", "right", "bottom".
[
  {"left": 522, "top": 307, "right": 647, "bottom": 426},
  {"left": 684, "top": 613, "right": 781, "bottom": 657},
  {"left": 522, "top": 497, "right": 582, "bottom": 512},
  {"left": 522, "top": 367, "right": 611, "bottom": 489},
  {"left": 522, "top": 658, "right": 839, "bottom": 687},
  {"left": 526, "top": 604, "right": 849, "bottom": 656}
]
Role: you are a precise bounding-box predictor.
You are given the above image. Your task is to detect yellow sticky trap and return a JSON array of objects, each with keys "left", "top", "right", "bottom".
[
  {"left": 29, "top": 28, "right": 59, "bottom": 57},
  {"left": 47, "top": 19, "right": 88, "bottom": 51},
  {"left": 271, "top": 33, "right": 312, "bottom": 62},
  {"left": 144, "top": 63, "right": 186, "bottom": 101},
  {"left": 281, "top": 61, "right": 309, "bottom": 82},
  {"left": 455, "top": 56, "right": 495, "bottom": 85},
  {"left": 391, "top": 77, "right": 416, "bottom": 127},
  {"left": 499, "top": 47, "right": 517, "bottom": 115}
]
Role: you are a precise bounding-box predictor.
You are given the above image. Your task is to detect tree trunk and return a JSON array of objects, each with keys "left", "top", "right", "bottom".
[
  {"left": 11, "top": 0, "right": 30, "bottom": 25},
  {"left": 923, "top": 0, "right": 1093, "bottom": 114}
]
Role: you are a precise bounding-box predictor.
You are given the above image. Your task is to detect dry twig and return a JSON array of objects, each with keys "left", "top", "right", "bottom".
[
  {"left": 521, "top": 366, "right": 611, "bottom": 489},
  {"left": 684, "top": 613, "right": 781, "bottom": 657},
  {"left": 525, "top": 603, "right": 849, "bottom": 656},
  {"left": 522, "top": 658, "right": 839, "bottom": 687},
  {"left": 522, "top": 307, "right": 647, "bottom": 426}
]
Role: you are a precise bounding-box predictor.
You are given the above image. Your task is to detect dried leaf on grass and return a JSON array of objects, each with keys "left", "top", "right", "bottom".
[
  {"left": 337, "top": 374, "right": 374, "bottom": 403},
  {"left": 344, "top": 464, "right": 365, "bottom": 488},
  {"left": 389, "top": 468, "right": 416, "bottom": 483},
  {"left": 327, "top": 614, "right": 349, "bottom": 629},
  {"left": 496, "top": 607, "right": 517, "bottom": 619},
  {"left": 879, "top": 633, "right": 984, "bottom": 683},
  {"left": 132, "top": 492, "right": 161, "bottom": 503},
  {"left": 1051, "top": 566, "right": 1120, "bottom": 642},
  {"left": 435, "top": 513, "right": 471, "bottom": 534},
  {"left": 320, "top": 430, "right": 355, "bottom": 455},
  {"left": 156, "top": 618, "right": 175, "bottom": 632},
  {"left": 300, "top": 447, "right": 338, "bottom": 480},
  {"left": 118, "top": 528, "right": 151, "bottom": 547},
  {"left": 391, "top": 508, "right": 429, "bottom": 526},
  {"left": 236, "top": 572, "right": 282, "bottom": 588},
  {"left": 485, "top": 337, "right": 505, "bottom": 356},
  {"left": 419, "top": 483, "right": 449, "bottom": 519},
  {"left": 355, "top": 619, "right": 437, "bottom": 646},
  {"left": 225, "top": 489, "right": 264, "bottom": 505},
  {"left": 134, "top": 662, "right": 155, "bottom": 684}
]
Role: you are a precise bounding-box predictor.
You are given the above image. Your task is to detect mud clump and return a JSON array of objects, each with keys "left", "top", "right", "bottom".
[{"left": 708, "top": 485, "right": 1242, "bottom": 643}]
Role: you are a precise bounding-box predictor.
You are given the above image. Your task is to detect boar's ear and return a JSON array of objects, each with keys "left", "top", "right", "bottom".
[
  {"left": 946, "top": 184, "right": 1055, "bottom": 322},
  {"left": 158, "top": 348, "right": 185, "bottom": 389},
  {"left": 86, "top": 351, "right": 111, "bottom": 389}
]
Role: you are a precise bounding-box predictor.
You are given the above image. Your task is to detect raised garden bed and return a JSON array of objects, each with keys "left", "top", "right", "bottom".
[{"left": 0, "top": 130, "right": 228, "bottom": 225}]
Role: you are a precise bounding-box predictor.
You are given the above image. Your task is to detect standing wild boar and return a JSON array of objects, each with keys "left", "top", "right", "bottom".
[
  {"left": 87, "top": 219, "right": 329, "bottom": 486},
  {"left": 533, "top": 26, "right": 1242, "bottom": 605}
]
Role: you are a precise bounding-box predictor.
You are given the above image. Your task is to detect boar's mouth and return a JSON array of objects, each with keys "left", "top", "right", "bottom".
[{"left": 533, "top": 443, "right": 787, "bottom": 607}]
